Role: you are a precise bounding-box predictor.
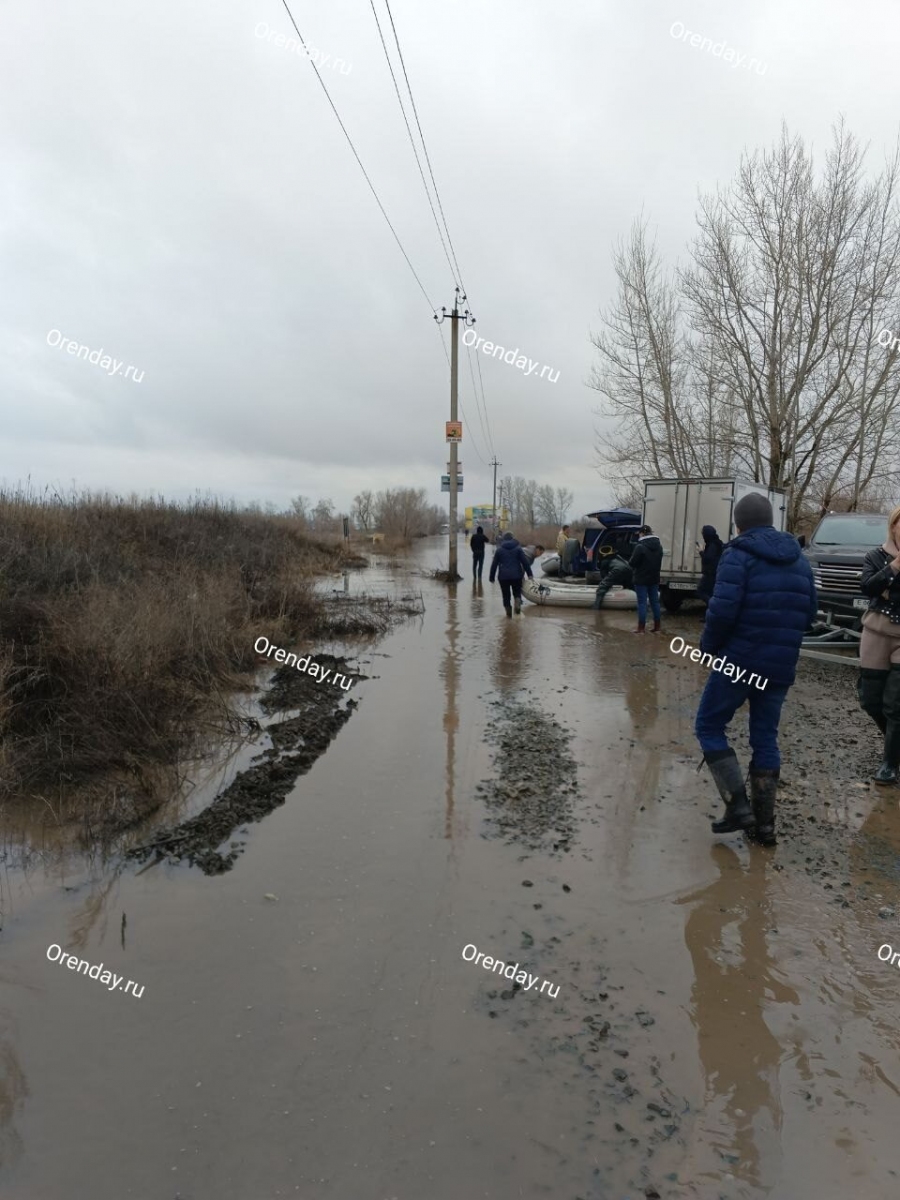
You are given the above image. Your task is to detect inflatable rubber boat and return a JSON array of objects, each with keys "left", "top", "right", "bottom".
[{"left": 521, "top": 577, "right": 638, "bottom": 609}]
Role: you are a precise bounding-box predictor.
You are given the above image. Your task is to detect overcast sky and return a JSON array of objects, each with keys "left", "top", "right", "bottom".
[{"left": 2, "top": 0, "right": 898, "bottom": 519}]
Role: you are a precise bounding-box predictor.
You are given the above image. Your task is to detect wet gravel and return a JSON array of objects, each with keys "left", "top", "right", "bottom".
[
  {"left": 126, "top": 654, "right": 363, "bottom": 874},
  {"left": 477, "top": 695, "right": 579, "bottom": 853},
  {"left": 470, "top": 656, "right": 900, "bottom": 1199}
]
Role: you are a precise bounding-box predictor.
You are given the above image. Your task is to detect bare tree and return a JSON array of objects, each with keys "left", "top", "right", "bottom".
[
  {"left": 375, "top": 487, "right": 433, "bottom": 538},
  {"left": 554, "top": 486, "right": 574, "bottom": 524},
  {"left": 352, "top": 490, "right": 374, "bottom": 531},
  {"left": 590, "top": 122, "right": 900, "bottom": 528},
  {"left": 290, "top": 495, "right": 311, "bottom": 526},
  {"left": 534, "top": 484, "right": 554, "bottom": 525}
]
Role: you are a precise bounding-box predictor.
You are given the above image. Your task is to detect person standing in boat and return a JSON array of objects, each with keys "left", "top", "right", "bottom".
[
  {"left": 469, "top": 525, "right": 488, "bottom": 582},
  {"left": 556, "top": 524, "right": 570, "bottom": 574},
  {"left": 489, "top": 531, "right": 534, "bottom": 617}
]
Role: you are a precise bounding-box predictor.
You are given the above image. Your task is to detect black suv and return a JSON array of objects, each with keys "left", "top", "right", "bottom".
[{"left": 803, "top": 512, "right": 890, "bottom": 624}]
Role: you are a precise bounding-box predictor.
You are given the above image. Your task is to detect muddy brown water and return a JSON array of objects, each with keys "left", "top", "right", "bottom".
[{"left": 1, "top": 538, "right": 900, "bottom": 1199}]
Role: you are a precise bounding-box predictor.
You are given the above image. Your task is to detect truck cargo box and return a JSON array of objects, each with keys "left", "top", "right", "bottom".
[{"left": 642, "top": 478, "right": 788, "bottom": 610}]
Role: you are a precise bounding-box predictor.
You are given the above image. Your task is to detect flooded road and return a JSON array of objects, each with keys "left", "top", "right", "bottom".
[{"left": 2, "top": 537, "right": 900, "bottom": 1199}]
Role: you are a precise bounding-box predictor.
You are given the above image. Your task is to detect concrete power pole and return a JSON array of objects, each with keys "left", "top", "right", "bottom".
[
  {"left": 490, "top": 456, "right": 501, "bottom": 540},
  {"left": 435, "top": 288, "right": 474, "bottom": 578}
]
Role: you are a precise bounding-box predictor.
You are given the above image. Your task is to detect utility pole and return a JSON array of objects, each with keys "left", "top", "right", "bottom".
[
  {"left": 490, "top": 456, "right": 501, "bottom": 541},
  {"left": 435, "top": 288, "right": 474, "bottom": 578}
]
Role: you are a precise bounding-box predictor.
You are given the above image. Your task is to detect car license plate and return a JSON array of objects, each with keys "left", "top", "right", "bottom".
[
  {"left": 853, "top": 597, "right": 869, "bottom": 609},
  {"left": 668, "top": 582, "right": 695, "bottom": 591}
]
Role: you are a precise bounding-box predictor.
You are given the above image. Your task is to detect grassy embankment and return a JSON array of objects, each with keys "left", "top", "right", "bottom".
[{"left": 0, "top": 489, "right": 370, "bottom": 822}]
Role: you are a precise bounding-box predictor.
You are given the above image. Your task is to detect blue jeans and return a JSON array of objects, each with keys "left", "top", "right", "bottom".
[
  {"left": 635, "top": 584, "right": 661, "bottom": 625},
  {"left": 472, "top": 552, "right": 484, "bottom": 580},
  {"left": 694, "top": 669, "right": 790, "bottom": 770}
]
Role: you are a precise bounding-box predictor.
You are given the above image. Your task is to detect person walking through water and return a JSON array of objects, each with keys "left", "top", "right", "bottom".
[
  {"left": 697, "top": 525, "right": 725, "bottom": 604},
  {"left": 489, "top": 531, "right": 533, "bottom": 617},
  {"left": 694, "top": 494, "right": 817, "bottom": 844},
  {"left": 469, "top": 524, "right": 487, "bottom": 582},
  {"left": 629, "top": 525, "right": 663, "bottom": 632},
  {"left": 857, "top": 507, "right": 900, "bottom": 784}
]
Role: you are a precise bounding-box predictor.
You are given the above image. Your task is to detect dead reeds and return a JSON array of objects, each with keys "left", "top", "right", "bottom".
[{"left": 0, "top": 486, "right": 351, "bottom": 812}]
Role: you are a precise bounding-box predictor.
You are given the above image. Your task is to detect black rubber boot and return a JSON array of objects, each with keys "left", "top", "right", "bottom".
[
  {"left": 858, "top": 668, "right": 889, "bottom": 735},
  {"left": 748, "top": 768, "right": 779, "bottom": 846},
  {"left": 504, "top": 605, "right": 513, "bottom": 619},
  {"left": 876, "top": 665, "right": 900, "bottom": 784},
  {"left": 514, "top": 600, "right": 522, "bottom": 614},
  {"left": 706, "top": 749, "right": 755, "bottom": 833}
]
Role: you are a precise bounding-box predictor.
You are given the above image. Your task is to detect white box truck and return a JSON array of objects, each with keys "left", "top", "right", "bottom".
[{"left": 642, "top": 478, "right": 788, "bottom": 612}]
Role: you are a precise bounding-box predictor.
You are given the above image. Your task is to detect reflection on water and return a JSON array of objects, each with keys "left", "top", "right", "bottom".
[
  {"left": 441, "top": 582, "right": 460, "bottom": 839},
  {"left": 677, "top": 845, "right": 796, "bottom": 1192},
  {"left": 0, "top": 1035, "right": 27, "bottom": 1171}
]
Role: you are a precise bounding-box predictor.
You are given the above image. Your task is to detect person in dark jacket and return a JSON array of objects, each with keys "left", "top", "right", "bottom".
[
  {"left": 593, "top": 548, "right": 635, "bottom": 609},
  {"left": 489, "top": 531, "right": 534, "bottom": 617},
  {"left": 694, "top": 493, "right": 817, "bottom": 845},
  {"left": 857, "top": 506, "right": 900, "bottom": 783},
  {"left": 469, "top": 525, "right": 488, "bottom": 581},
  {"left": 697, "top": 525, "right": 725, "bottom": 603},
  {"left": 629, "top": 525, "right": 663, "bottom": 633}
]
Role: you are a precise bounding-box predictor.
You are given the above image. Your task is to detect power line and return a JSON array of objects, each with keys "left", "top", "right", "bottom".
[
  {"left": 277, "top": 0, "right": 436, "bottom": 313},
  {"left": 465, "top": 342, "right": 494, "bottom": 460},
  {"left": 368, "top": 0, "right": 459, "bottom": 290},
  {"left": 472, "top": 347, "right": 496, "bottom": 458},
  {"left": 367, "top": 0, "right": 498, "bottom": 467},
  {"left": 382, "top": 0, "right": 468, "bottom": 295},
  {"left": 437, "top": 324, "right": 488, "bottom": 466}
]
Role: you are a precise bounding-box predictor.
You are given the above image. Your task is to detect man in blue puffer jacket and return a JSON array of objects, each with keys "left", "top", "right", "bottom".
[
  {"left": 695, "top": 493, "right": 817, "bottom": 846},
  {"left": 489, "top": 531, "right": 534, "bottom": 617}
]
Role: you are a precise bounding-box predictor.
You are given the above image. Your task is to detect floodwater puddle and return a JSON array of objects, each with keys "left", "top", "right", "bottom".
[{"left": 0, "top": 540, "right": 899, "bottom": 1198}]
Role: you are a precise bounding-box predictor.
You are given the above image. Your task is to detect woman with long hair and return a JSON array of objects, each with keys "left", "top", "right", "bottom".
[{"left": 858, "top": 506, "right": 900, "bottom": 783}]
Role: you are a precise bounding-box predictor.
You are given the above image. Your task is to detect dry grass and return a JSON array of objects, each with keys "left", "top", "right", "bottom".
[{"left": 0, "top": 486, "right": 353, "bottom": 809}]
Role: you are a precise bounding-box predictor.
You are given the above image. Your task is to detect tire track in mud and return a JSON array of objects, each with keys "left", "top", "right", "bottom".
[{"left": 126, "top": 654, "right": 363, "bottom": 874}]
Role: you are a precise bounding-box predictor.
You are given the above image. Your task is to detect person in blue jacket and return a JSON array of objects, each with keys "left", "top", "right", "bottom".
[
  {"left": 694, "top": 493, "right": 817, "bottom": 845},
  {"left": 489, "top": 531, "right": 534, "bottom": 617}
]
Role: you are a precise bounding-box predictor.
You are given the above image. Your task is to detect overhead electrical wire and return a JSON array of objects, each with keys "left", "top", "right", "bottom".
[
  {"left": 277, "top": 0, "right": 436, "bottom": 314},
  {"left": 382, "top": 0, "right": 468, "bottom": 296},
  {"left": 375, "top": 0, "right": 499, "bottom": 465},
  {"left": 472, "top": 348, "right": 496, "bottom": 458},
  {"left": 465, "top": 344, "right": 494, "bottom": 461},
  {"left": 368, "top": 0, "right": 460, "bottom": 291},
  {"left": 277, "top": 0, "right": 497, "bottom": 468},
  {"left": 437, "top": 325, "right": 489, "bottom": 466}
]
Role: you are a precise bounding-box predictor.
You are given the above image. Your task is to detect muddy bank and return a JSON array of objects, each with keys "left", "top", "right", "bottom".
[{"left": 127, "top": 653, "right": 364, "bottom": 874}]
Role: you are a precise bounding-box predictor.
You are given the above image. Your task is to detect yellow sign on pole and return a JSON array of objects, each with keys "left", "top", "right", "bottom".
[{"left": 446, "top": 421, "right": 462, "bottom": 443}]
